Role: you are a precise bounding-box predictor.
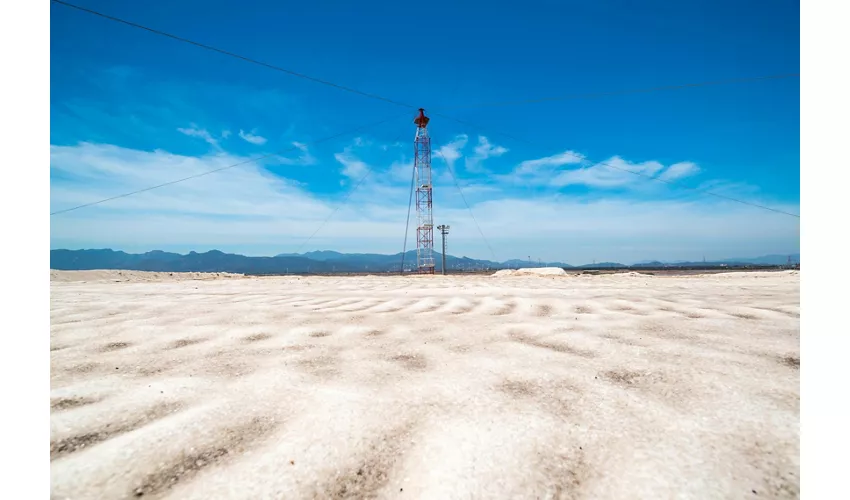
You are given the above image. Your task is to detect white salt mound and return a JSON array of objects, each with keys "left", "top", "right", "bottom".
[{"left": 492, "top": 267, "right": 567, "bottom": 277}]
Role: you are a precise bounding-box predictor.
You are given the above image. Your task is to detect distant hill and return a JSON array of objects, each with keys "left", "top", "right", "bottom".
[
  {"left": 720, "top": 254, "right": 800, "bottom": 266},
  {"left": 50, "top": 249, "right": 502, "bottom": 274},
  {"left": 630, "top": 253, "right": 800, "bottom": 268},
  {"left": 49, "top": 249, "right": 329, "bottom": 274},
  {"left": 577, "top": 262, "right": 627, "bottom": 269},
  {"left": 50, "top": 249, "right": 799, "bottom": 274},
  {"left": 275, "top": 250, "right": 347, "bottom": 261}
]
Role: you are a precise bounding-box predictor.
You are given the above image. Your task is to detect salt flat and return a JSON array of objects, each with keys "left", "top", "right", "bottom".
[{"left": 50, "top": 270, "right": 800, "bottom": 499}]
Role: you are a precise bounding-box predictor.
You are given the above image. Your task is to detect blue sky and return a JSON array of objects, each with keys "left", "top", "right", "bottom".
[{"left": 50, "top": 0, "right": 800, "bottom": 264}]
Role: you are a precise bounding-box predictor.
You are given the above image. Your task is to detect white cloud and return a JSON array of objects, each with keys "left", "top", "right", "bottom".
[
  {"left": 473, "top": 136, "right": 508, "bottom": 159},
  {"left": 221, "top": 130, "right": 232, "bottom": 139},
  {"left": 658, "top": 161, "right": 701, "bottom": 181},
  {"left": 465, "top": 136, "right": 508, "bottom": 173},
  {"left": 515, "top": 150, "right": 585, "bottom": 175},
  {"left": 551, "top": 156, "right": 665, "bottom": 188},
  {"left": 50, "top": 143, "right": 326, "bottom": 218},
  {"left": 239, "top": 129, "right": 267, "bottom": 145},
  {"left": 692, "top": 179, "right": 760, "bottom": 197},
  {"left": 436, "top": 134, "right": 468, "bottom": 170},
  {"left": 381, "top": 141, "right": 405, "bottom": 152},
  {"left": 334, "top": 150, "right": 370, "bottom": 180},
  {"left": 270, "top": 141, "right": 317, "bottom": 166},
  {"left": 334, "top": 137, "right": 399, "bottom": 182},
  {"left": 50, "top": 142, "right": 799, "bottom": 264},
  {"left": 177, "top": 125, "right": 219, "bottom": 148},
  {"left": 510, "top": 152, "right": 702, "bottom": 190},
  {"left": 432, "top": 135, "right": 507, "bottom": 174},
  {"left": 49, "top": 142, "right": 417, "bottom": 251}
]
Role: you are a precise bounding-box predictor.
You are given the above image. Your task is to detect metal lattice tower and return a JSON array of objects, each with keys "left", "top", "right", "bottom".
[{"left": 414, "top": 108, "right": 435, "bottom": 274}]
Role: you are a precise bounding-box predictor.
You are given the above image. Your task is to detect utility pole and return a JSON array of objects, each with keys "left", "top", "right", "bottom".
[{"left": 437, "top": 225, "right": 450, "bottom": 275}]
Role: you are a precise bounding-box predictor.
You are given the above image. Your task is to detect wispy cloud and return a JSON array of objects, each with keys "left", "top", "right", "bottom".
[
  {"left": 465, "top": 136, "right": 508, "bottom": 173},
  {"left": 436, "top": 134, "right": 468, "bottom": 170},
  {"left": 50, "top": 142, "right": 325, "bottom": 218},
  {"left": 433, "top": 135, "right": 507, "bottom": 174},
  {"left": 474, "top": 136, "right": 508, "bottom": 159},
  {"left": 239, "top": 129, "right": 268, "bottom": 145},
  {"left": 551, "top": 157, "right": 703, "bottom": 189},
  {"left": 270, "top": 141, "right": 317, "bottom": 167},
  {"left": 334, "top": 150, "right": 370, "bottom": 181},
  {"left": 335, "top": 138, "right": 410, "bottom": 185},
  {"left": 552, "top": 156, "right": 665, "bottom": 188},
  {"left": 508, "top": 151, "right": 703, "bottom": 191},
  {"left": 177, "top": 124, "right": 220, "bottom": 148},
  {"left": 658, "top": 161, "right": 701, "bottom": 181},
  {"left": 514, "top": 150, "right": 585, "bottom": 175}
]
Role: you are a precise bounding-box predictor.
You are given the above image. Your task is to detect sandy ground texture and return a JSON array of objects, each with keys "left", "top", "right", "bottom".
[{"left": 50, "top": 270, "right": 800, "bottom": 499}]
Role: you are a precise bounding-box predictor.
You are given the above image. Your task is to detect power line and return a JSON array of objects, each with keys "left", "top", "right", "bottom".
[
  {"left": 51, "top": 113, "right": 406, "bottom": 216},
  {"left": 433, "top": 112, "right": 800, "bottom": 219},
  {"left": 400, "top": 155, "right": 417, "bottom": 274},
  {"left": 51, "top": 0, "right": 415, "bottom": 110},
  {"left": 433, "top": 148, "right": 498, "bottom": 261},
  {"left": 436, "top": 73, "right": 799, "bottom": 110}
]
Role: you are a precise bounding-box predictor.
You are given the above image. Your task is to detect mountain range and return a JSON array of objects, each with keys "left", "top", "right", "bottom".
[{"left": 49, "top": 249, "right": 800, "bottom": 274}]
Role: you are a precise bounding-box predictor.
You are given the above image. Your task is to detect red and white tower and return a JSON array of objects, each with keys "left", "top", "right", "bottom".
[{"left": 413, "top": 108, "right": 435, "bottom": 274}]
